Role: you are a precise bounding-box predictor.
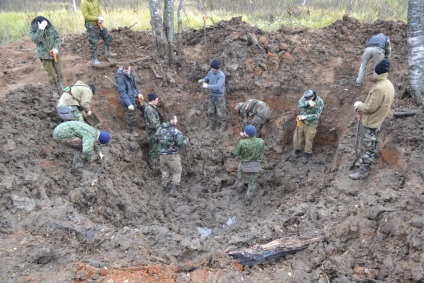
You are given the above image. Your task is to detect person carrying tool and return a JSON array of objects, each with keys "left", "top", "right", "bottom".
[
  {"left": 293, "top": 90, "right": 324, "bottom": 164},
  {"left": 81, "top": 0, "right": 116, "bottom": 65},
  {"left": 154, "top": 114, "right": 189, "bottom": 196},
  {"left": 56, "top": 81, "right": 96, "bottom": 122},
  {"left": 30, "top": 16, "right": 65, "bottom": 97},
  {"left": 235, "top": 99, "right": 272, "bottom": 136},
  {"left": 349, "top": 59, "right": 394, "bottom": 180},
  {"left": 53, "top": 121, "right": 110, "bottom": 167},
  {"left": 231, "top": 125, "right": 264, "bottom": 198},
  {"left": 116, "top": 63, "right": 144, "bottom": 136},
  {"left": 198, "top": 59, "right": 227, "bottom": 132},
  {"left": 355, "top": 33, "right": 391, "bottom": 87},
  {"left": 145, "top": 93, "right": 161, "bottom": 170}
]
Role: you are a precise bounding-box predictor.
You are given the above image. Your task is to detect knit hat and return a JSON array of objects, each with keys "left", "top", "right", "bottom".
[
  {"left": 303, "top": 89, "right": 314, "bottom": 99},
  {"left": 148, "top": 93, "right": 158, "bottom": 102},
  {"left": 375, "top": 59, "right": 390, "bottom": 75},
  {"left": 244, "top": 125, "right": 256, "bottom": 137},
  {"left": 210, "top": 59, "right": 220, "bottom": 69},
  {"left": 98, "top": 131, "right": 111, "bottom": 144},
  {"left": 88, "top": 83, "right": 96, "bottom": 95}
]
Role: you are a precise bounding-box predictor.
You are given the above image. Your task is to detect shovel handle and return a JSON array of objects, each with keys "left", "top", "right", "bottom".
[
  {"left": 97, "top": 21, "right": 103, "bottom": 30},
  {"left": 49, "top": 50, "right": 57, "bottom": 62},
  {"left": 296, "top": 115, "right": 301, "bottom": 127}
]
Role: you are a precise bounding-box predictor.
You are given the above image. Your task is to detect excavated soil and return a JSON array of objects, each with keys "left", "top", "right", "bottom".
[{"left": 0, "top": 16, "right": 423, "bottom": 282}]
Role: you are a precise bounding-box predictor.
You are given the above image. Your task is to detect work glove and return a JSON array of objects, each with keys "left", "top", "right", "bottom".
[
  {"left": 99, "top": 152, "right": 104, "bottom": 160},
  {"left": 97, "top": 16, "right": 104, "bottom": 22},
  {"left": 87, "top": 110, "right": 92, "bottom": 116},
  {"left": 240, "top": 132, "right": 246, "bottom": 137},
  {"left": 52, "top": 48, "right": 58, "bottom": 55},
  {"left": 184, "top": 138, "right": 190, "bottom": 145},
  {"left": 354, "top": 101, "right": 363, "bottom": 111},
  {"left": 298, "top": 115, "right": 307, "bottom": 121},
  {"left": 128, "top": 105, "right": 134, "bottom": 111},
  {"left": 308, "top": 100, "right": 316, "bottom": 107},
  {"left": 202, "top": 82, "right": 209, "bottom": 88},
  {"left": 38, "top": 20, "right": 48, "bottom": 30},
  {"left": 138, "top": 94, "right": 143, "bottom": 100},
  {"left": 198, "top": 79, "right": 204, "bottom": 84}
]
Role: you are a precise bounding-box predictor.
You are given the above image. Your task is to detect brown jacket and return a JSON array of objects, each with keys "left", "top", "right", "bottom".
[
  {"left": 357, "top": 73, "right": 394, "bottom": 128},
  {"left": 59, "top": 81, "right": 93, "bottom": 114}
]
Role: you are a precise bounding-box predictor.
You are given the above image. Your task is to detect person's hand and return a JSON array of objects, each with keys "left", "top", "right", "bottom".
[
  {"left": 138, "top": 94, "right": 143, "bottom": 100},
  {"left": 298, "top": 115, "right": 307, "bottom": 120},
  {"left": 184, "top": 138, "right": 190, "bottom": 145},
  {"left": 87, "top": 110, "right": 92, "bottom": 116},
  {"left": 38, "top": 20, "right": 48, "bottom": 30},
  {"left": 198, "top": 79, "right": 204, "bottom": 84},
  {"left": 99, "top": 152, "right": 104, "bottom": 160},
  {"left": 128, "top": 105, "right": 134, "bottom": 111},
  {"left": 354, "top": 101, "right": 363, "bottom": 111},
  {"left": 97, "top": 16, "right": 104, "bottom": 22},
  {"left": 202, "top": 82, "right": 209, "bottom": 88},
  {"left": 308, "top": 100, "right": 316, "bottom": 107},
  {"left": 240, "top": 132, "right": 246, "bottom": 137}
]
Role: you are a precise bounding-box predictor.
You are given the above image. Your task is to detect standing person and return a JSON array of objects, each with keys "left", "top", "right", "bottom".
[
  {"left": 30, "top": 16, "right": 64, "bottom": 97},
  {"left": 234, "top": 99, "right": 272, "bottom": 136},
  {"left": 53, "top": 121, "right": 110, "bottom": 167},
  {"left": 81, "top": 0, "right": 116, "bottom": 65},
  {"left": 145, "top": 93, "right": 161, "bottom": 170},
  {"left": 116, "top": 63, "right": 144, "bottom": 136},
  {"left": 56, "top": 81, "right": 96, "bottom": 122},
  {"left": 293, "top": 90, "right": 324, "bottom": 164},
  {"left": 349, "top": 59, "right": 394, "bottom": 180},
  {"left": 355, "top": 33, "right": 391, "bottom": 87},
  {"left": 198, "top": 59, "right": 227, "bottom": 131},
  {"left": 155, "top": 114, "right": 189, "bottom": 196},
  {"left": 232, "top": 125, "right": 264, "bottom": 198}
]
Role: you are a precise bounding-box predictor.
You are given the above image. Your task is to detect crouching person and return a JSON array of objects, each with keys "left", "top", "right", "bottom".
[
  {"left": 53, "top": 121, "right": 111, "bottom": 168},
  {"left": 232, "top": 125, "right": 264, "bottom": 198}
]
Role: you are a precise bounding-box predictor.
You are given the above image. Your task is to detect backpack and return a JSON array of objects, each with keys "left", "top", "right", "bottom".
[{"left": 56, "top": 105, "right": 75, "bottom": 121}]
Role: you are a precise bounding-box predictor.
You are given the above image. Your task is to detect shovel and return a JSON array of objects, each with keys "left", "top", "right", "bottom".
[
  {"left": 350, "top": 112, "right": 362, "bottom": 170},
  {"left": 85, "top": 113, "right": 101, "bottom": 127}
]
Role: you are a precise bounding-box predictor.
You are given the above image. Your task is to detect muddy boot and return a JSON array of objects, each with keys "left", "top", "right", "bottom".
[
  {"left": 57, "top": 80, "right": 64, "bottom": 93},
  {"left": 206, "top": 119, "right": 215, "bottom": 131},
  {"left": 246, "top": 189, "right": 255, "bottom": 198},
  {"left": 49, "top": 82, "right": 59, "bottom": 99},
  {"left": 302, "top": 153, "right": 310, "bottom": 164},
  {"left": 219, "top": 121, "right": 227, "bottom": 132},
  {"left": 104, "top": 45, "right": 117, "bottom": 57},
  {"left": 128, "top": 126, "right": 139, "bottom": 137},
  {"left": 170, "top": 184, "right": 180, "bottom": 196},
  {"left": 348, "top": 166, "right": 369, "bottom": 180},
  {"left": 91, "top": 51, "right": 99, "bottom": 65},
  {"left": 162, "top": 181, "right": 171, "bottom": 192},
  {"left": 72, "top": 151, "right": 84, "bottom": 169},
  {"left": 147, "top": 155, "right": 158, "bottom": 171},
  {"left": 292, "top": 149, "right": 301, "bottom": 158}
]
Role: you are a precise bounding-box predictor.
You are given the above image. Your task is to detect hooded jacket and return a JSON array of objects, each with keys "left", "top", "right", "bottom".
[
  {"left": 58, "top": 81, "right": 93, "bottom": 113},
  {"left": 116, "top": 68, "right": 142, "bottom": 107},
  {"left": 30, "top": 16, "right": 61, "bottom": 60}
]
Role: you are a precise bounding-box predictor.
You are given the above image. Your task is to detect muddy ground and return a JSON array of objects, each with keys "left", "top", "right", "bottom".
[{"left": 0, "top": 15, "right": 423, "bottom": 282}]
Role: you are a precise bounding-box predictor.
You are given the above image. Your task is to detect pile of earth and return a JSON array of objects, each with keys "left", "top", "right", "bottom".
[{"left": 0, "top": 15, "right": 423, "bottom": 282}]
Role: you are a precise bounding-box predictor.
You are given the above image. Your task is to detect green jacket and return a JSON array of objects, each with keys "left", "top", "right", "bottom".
[
  {"left": 232, "top": 137, "right": 264, "bottom": 162},
  {"left": 58, "top": 81, "right": 93, "bottom": 114},
  {"left": 53, "top": 121, "right": 101, "bottom": 161},
  {"left": 144, "top": 104, "right": 161, "bottom": 134},
  {"left": 81, "top": 0, "right": 102, "bottom": 25},
  {"left": 30, "top": 21, "right": 61, "bottom": 60},
  {"left": 297, "top": 95, "right": 324, "bottom": 125},
  {"left": 154, "top": 122, "right": 189, "bottom": 155},
  {"left": 357, "top": 73, "right": 394, "bottom": 128}
]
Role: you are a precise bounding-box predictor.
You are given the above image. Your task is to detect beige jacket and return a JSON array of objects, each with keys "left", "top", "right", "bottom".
[{"left": 58, "top": 81, "right": 93, "bottom": 114}]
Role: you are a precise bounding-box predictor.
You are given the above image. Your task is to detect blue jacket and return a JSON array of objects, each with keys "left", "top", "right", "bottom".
[
  {"left": 203, "top": 69, "right": 225, "bottom": 97},
  {"left": 116, "top": 68, "right": 142, "bottom": 107}
]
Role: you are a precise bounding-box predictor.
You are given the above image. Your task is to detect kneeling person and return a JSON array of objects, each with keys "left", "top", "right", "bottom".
[{"left": 57, "top": 81, "right": 96, "bottom": 122}]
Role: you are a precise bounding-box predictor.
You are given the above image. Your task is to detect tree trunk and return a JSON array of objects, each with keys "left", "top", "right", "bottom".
[
  {"left": 177, "top": 0, "right": 183, "bottom": 34},
  {"left": 149, "top": 0, "right": 169, "bottom": 58},
  {"left": 407, "top": 0, "right": 424, "bottom": 105},
  {"left": 72, "top": 0, "right": 77, "bottom": 13},
  {"left": 163, "top": 0, "right": 175, "bottom": 58}
]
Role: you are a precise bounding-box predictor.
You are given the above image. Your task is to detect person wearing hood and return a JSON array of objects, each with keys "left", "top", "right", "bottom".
[
  {"left": 30, "top": 16, "right": 64, "bottom": 97},
  {"left": 57, "top": 81, "right": 96, "bottom": 122},
  {"left": 116, "top": 63, "right": 144, "bottom": 136},
  {"left": 154, "top": 114, "right": 189, "bottom": 196},
  {"left": 349, "top": 59, "right": 394, "bottom": 180}
]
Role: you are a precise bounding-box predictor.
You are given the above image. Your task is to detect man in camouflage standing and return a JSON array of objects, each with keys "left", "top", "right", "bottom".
[
  {"left": 235, "top": 99, "right": 272, "bottom": 136},
  {"left": 81, "top": 0, "right": 116, "bottom": 65},
  {"left": 145, "top": 93, "right": 161, "bottom": 170},
  {"left": 155, "top": 114, "right": 189, "bottom": 196},
  {"left": 30, "top": 16, "right": 64, "bottom": 97},
  {"left": 232, "top": 125, "right": 264, "bottom": 198}
]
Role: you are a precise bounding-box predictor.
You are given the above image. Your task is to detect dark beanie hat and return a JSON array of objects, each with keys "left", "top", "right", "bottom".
[
  {"left": 148, "top": 93, "right": 158, "bottom": 102},
  {"left": 244, "top": 125, "right": 256, "bottom": 137},
  {"left": 98, "top": 131, "right": 111, "bottom": 144},
  {"left": 88, "top": 83, "right": 96, "bottom": 95},
  {"left": 210, "top": 59, "right": 220, "bottom": 69},
  {"left": 375, "top": 59, "right": 390, "bottom": 75}
]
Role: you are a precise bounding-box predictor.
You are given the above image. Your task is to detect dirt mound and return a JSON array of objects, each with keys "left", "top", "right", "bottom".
[{"left": 0, "top": 16, "right": 423, "bottom": 282}]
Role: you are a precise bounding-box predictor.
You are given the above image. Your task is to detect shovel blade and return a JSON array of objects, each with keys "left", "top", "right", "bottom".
[{"left": 85, "top": 113, "right": 101, "bottom": 127}]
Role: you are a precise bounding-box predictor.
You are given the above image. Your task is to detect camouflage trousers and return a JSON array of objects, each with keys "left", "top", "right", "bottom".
[
  {"left": 359, "top": 125, "right": 379, "bottom": 169},
  {"left": 85, "top": 22, "right": 113, "bottom": 54},
  {"left": 160, "top": 154, "right": 182, "bottom": 186},
  {"left": 237, "top": 163, "right": 258, "bottom": 193},
  {"left": 147, "top": 131, "right": 159, "bottom": 157},
  {"left": 251, "top": 107, "right": 271, "bottom": 135},
  {"left": 69, "top": 106, "right": 84, "bottom": 122},
  {"left": 293, "top": 122, "right": 318, "bottom": 154},
  {"left": 208, "top": 96, "right": 227, "bottom": 123},
  {"left": 41, "top": 58, "right": 64, "bottom": 83}
]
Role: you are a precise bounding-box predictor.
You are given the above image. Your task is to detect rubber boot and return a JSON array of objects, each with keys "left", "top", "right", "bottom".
[
  {"left": 206, "top": 119, "right": 215, "bottom": 131},
  {"left": 147, "top": 155, "right": 158, "bottom": 171},
  {"left": 57, "top": 80, "right": 64, "bottom": 93},
  {"left": 246, "top": 189, "right": 254, "bottom": 198},
  {"left": 170, "top": 184, "right": 180, "bottom": 196},
  {"left": 104, "top": 45, "right": 117, "bottom": 57},
  {"left": 292, "top": 149, "right": 301, "bottom": 158},
  {"left": 302, "top": 153, "right": 310, "bottom": 164},
  {"left": 91, "top": 52, "right": 100, "bottom": 65},
  {"left": 348, "top": 166, "right": 369, "bottom": 180},
  {"left": 128, "top": 125, "right": 139, "bottom": 137},
  {"left": 49, "top": 82, "right": 59, "bottom": 99},
  {"left": 219, "top": 121, "right": 227, "bottom": 132}
]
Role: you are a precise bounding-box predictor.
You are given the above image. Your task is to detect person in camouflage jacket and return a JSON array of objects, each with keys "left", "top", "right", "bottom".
[
  {"left": 144, "top": 93, "right": 161, "bottom": 170},
  {"left": 154, "top": 114, "right": 189, "bottom": 195},
  {"left": 232, "top": 125, "right": 264, "bottom": 198},
  {"left": 30, "top": 16, "right": 64, "bottom": 97},
  {"left": 57, "top": 81, "right": 96, "bottom": 122},
  {"left": 293, "top": 89, "right": 324, "bottom": 164},
  {"left": 235, "top": 99, "right": 272, "bottom": 136}
]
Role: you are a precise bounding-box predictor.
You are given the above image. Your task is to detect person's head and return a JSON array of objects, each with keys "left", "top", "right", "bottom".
[
  {"left": 303, "top": 89, "right": 316, "bottom": 100},
  {"left": 30, "top": 16, "right": 50, "bottom": 31},
  {"left": 244, "top": 125, "right": 256, "bottom": 137},
  {"left": 210, "top": 59, "right": 220, "bottom": 73},
  {"left": 235, "top": 102, "right": 243, "bottom": 113},
  {"left": 88, "top": 83, "right": 96, "bottom": 95},
  {"left": 148, "top": 93, "right": 159, "bottom": 105},
  {"left": 122, "top": 63, "right": 131, "bottom": 76},
  {"left": 374, "top": 59, "right": 390, "bottom": 75},
  {"left": 98, "top": 131, "right": 111, "bottom": 144},
  {"left": 167, "top": 113, "right": 177, "bottom": 125}
]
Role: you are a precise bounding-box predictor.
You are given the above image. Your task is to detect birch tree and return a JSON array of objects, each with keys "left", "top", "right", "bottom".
[
  {"left": 407, "top": 0, "right": 424, "bottom": 105},
  {"left": 149, "top": 0, "right": 175, "bottom": 59}
]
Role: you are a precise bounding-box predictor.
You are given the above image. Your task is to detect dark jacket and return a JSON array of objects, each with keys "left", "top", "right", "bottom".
[{"left": 116, "top": 68, "right": 142, "bottom": 107}]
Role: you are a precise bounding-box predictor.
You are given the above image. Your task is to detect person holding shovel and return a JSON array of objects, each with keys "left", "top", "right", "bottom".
[
  {"left": 235, "top": 99, "right": 272, "bottom": 136},
  {"left": 30, "top": 16, "right": 65, "bottom": 97},
  {"left": 293, "top": 90, "right": 324, "bottom": 164}
]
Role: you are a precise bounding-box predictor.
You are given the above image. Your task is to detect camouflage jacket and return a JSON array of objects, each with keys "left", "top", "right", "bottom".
[
  {"left": 297, "top": 95, "right": 324, "bottom": 125},
  {"left": 232, "top": 137, "right": 264, "bottom": 162},
  {"left": 30, "top": 19, "right": 61, "bottom": 60},
  {"left": 154, "top": 122, "right": 189, "bottom": 154},
  {"left": 53, "top": 121, "right": 100, "bottom": 161},
  {"left": 238, "top": 99, "right": 271, "bottom": 123},
  {"left": 144, "top": 104, "right": 161, "bottom": 134},
  {"left": 81, "top": 0, "right": 102, "bottom": 25}
]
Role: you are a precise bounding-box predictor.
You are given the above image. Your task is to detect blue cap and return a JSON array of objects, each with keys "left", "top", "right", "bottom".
[
  {"left": 244, "top": 125, "right": 256, "bottom": 137},
  {"left": 98, "top": 131, "right": 111, "bottom": 144}
]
